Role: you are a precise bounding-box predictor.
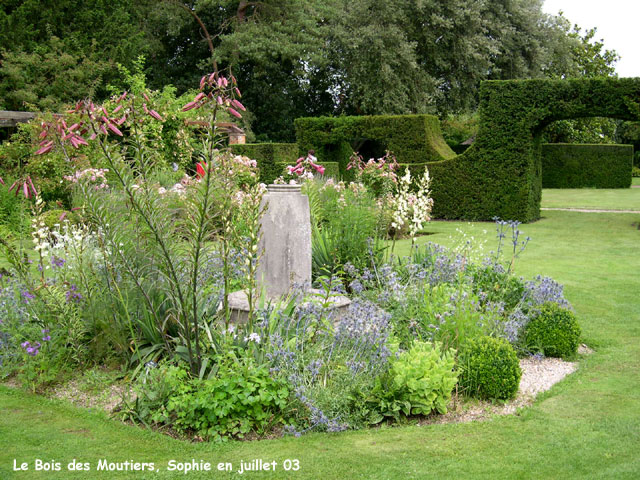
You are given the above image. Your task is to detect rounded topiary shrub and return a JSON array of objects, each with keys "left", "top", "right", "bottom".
[
  {"left": 458, "top": 336, "right": 521, "bottom": 400},
  {"left": 523, "top": 302, "right": 581, "bottom": 359}
]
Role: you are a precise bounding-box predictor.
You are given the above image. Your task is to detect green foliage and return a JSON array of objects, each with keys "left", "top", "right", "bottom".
[
  {"left": 440, "top": 114, "right": 478, "bottom": 154},
  {"left": 458, "top": 336, "right": 521, "bottom": 400},
  {"left": 0, "top": 36, "right": 111, "bottom": 112},
  {"left": 37, "top": 210, "right": 82, "bottom": 231},
  {"left": 391, "top": 283, "right": 498, "bottom": 352},
  {"left": 305, "top": 179, "right": 385, "bottom": 277},
  {"left": 0, "top": 120, "right": 76, "bottom": 206},
  {"left": 542, "top": 118, "right": 618, "bottom": 145},
  {"left": 542, "top": 144, "right": 632, "bottom": 188},
  {"left": 136, "top": 359, "right": 290, "bottom": 441},
  {"left": 23, "top": 152, "right": 73, "bottom": 206},
  {"left": 468, "top": 264, "right": 527, "bottom": 312},
  {"left": 372, "top": 341, "right": 458, "bottom": 419},
  {"left": 230, "top": 143, "right": 298, "bottom": 183},
  {"left": 632, "top": 166, "right": 640, "bottom": 178},
  {"left": 0, "top": 182, "right": 29, "bottom": 235},
  {"left": 523, "top": 303, "right": 581, "bottom": 359},
  {"left": 295, "top": 114, "right": 455, "bottom": 179}
]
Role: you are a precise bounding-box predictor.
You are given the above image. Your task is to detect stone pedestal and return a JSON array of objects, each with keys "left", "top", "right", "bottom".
[
  {"left": 228, "top": 183, "right": 351, "bottom": 322},
  {"left": 256, "top": 184, "right": 311, "bottom": 297}
]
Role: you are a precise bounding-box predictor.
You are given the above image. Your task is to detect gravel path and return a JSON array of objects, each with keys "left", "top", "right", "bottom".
[{"left": 542, "top": 207, "right": 640, "bottom": 213}]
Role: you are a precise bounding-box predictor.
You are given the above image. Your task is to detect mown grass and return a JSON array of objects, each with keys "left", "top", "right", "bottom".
[
  {"left": 541, "top": 186, "right": 640, "bottom": 211},
  {"left": 1, "top": 209, "right": 640, "bottom": 479}
]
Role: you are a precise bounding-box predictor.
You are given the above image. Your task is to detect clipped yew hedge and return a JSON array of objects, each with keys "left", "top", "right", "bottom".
[
  {"left": 230, "top": 143, "right": 298, "bottom": 183},
  {"left": 294, "top": 114, "right": 456, "bottom": 179},
  {"left": 541, "top": 143, "right": 632, "bottom": 188},
  {"left": 424, "top": 78, "right": 640, "bottom": 221}
]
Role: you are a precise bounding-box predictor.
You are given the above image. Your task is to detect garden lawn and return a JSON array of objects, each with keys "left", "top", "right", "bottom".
[
  {"left": 541, "top": 186, "right": 640, "bottom": 211},
  {"left": 2, "top": 210, "right": 640, "bottom": 479}
]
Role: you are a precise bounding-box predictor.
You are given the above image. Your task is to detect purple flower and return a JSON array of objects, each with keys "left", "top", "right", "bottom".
[
  {"left": 21, "top": 290, "right": 35, "bottom": 304},
  {"left": 66, "top": 284, "right": 83, "bottom": 303},
  {"left": 51, "top": 256, "right": 66, "bottom": 269}
]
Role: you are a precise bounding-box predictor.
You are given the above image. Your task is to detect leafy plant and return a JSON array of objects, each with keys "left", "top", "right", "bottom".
[
  {"left": 134, "top": 357, "right": 290, "bottom": 441},
  {"left": 372, "top": 341, "right": 458, "bottom": 420},
  {"left": 305, "top": 178, "right": 385, "bottom": 279}
]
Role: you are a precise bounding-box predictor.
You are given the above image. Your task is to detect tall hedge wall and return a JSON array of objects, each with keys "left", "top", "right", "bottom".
[
  {"left": 541, "top": 144, "right": 632, "bottom": 188},
  {"left": 294, "top": 114, "right": 456, "bottom": 179},
  {"left": 427, "top": 78, "right": 640, "bottom": 221},
  {"left": 230, "top": 143, "right": 298, "bottom": 183}
]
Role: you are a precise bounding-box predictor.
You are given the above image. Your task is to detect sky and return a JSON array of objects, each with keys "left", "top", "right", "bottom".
[{"left": 542, "top": 0, "right": 640, "bottom": 78}]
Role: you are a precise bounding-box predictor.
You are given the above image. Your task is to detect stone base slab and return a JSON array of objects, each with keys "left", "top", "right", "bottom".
[{"left": 226, "top": 289, "right": 351, "bottom": 324}]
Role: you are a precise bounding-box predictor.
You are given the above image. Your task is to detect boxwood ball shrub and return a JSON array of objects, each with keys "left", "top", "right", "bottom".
[
  {"left": 459, "top": 336, "right": 521, "bottom": 400},
  {"left": 523, "top": 302, "right": 581, "bottom": 359}
]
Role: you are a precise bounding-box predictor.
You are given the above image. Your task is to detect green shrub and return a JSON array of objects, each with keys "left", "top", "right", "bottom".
[
  {"left": 37, "top": 209, "right": 82, "bottom": 231},
  {"left": 632, "top": 166, "right": 640, "bottom": 177},
  {"left": 0, "top": 182, "right": 29, "bottom": 234},
  {"left": 440, "top": 113, "right": 478, "bottom": 154},
  {"left": 468, "top": 264, "right": 527, "bottom": 311},
  {"left": 305, "top": 179, "right": 385, "bottom": 278},
  {"left": 541, "top": 144, "right": 632, "bottom": 188},
  {"left": 392, "top": 284, "right": 494, "bottom": 352},
  {"left": 372, "top": 341, "right": 458, "bottom": 419},
  {"left": 459, "top": 336, "right": 521, "bottom": 400},
  {"left": 523, "top": 303, "right": 581, "bottom": 359}
]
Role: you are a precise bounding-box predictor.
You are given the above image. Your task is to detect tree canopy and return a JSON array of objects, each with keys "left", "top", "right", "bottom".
[{"left": 0, "top": 0, "right": 620, "bottom": 140}]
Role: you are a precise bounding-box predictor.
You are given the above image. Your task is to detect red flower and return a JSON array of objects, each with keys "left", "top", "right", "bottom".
[{"left": 196, "top": 161, "right": 208, "bottom": 178}]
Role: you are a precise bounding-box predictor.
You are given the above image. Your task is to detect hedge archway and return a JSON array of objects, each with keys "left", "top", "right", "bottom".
[{"left": 421, "top": 78, "right": 640, "bottom": 221}]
